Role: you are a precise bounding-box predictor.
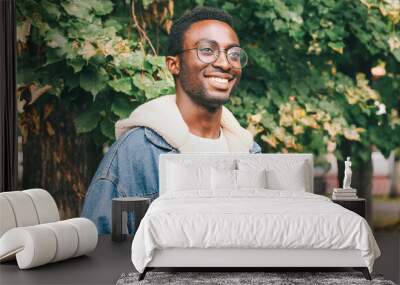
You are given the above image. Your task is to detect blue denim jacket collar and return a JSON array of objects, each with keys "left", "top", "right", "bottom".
[{"left": 144, "top": 127, "right": 177, "bottom": 151}]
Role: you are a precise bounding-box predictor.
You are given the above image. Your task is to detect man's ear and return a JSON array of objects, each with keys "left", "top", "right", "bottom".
[{"left": 166, "top": 56, "right": 180, "bottom": 76}]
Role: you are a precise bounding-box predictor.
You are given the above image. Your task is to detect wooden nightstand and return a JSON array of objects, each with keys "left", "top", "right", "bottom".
[{"left": 332, "top": 198, "right": 366, "bottom": 219}]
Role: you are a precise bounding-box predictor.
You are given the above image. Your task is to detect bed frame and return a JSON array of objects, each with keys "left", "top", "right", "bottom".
[
  {"left": 140, "top": 248, "right": 371, "bottom": 280},
  {"left": 138, "top": 154, "right": 371, "bottom": 281}
]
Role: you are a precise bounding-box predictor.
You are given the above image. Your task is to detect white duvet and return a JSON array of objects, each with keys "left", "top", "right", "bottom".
[{"left": 131, "top": 190, "right": 380, "bottom": 273}]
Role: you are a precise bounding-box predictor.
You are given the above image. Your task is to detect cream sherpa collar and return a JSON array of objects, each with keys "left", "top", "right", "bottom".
[{"left": 115, "top": 95, "right": 253, "bottom": 153}]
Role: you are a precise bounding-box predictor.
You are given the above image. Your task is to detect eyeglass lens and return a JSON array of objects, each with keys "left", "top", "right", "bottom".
[{"left": 197, "top": 41, "right": 247, "bottom": 69}]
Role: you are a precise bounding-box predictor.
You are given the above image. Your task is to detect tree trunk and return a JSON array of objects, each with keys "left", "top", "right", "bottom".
[
  {"left": 389, "top": 158, "right": 399, "bottom": 198},
  {"left": 338, "top": 141, "right": 373, "bottom": 226},
  {"left": 19, "top": 99, "right": 102, "bottom": 219}
]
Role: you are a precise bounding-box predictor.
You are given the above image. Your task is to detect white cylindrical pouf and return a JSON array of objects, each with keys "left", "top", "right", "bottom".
[
  {"left": 23, "top": 189, "right": 60, "bottom": 224},
  {"left": 0, "top": 219, "right": 98, "bottom": 269},
  {"left": 0, "top": 189, "right": 98, "bottom": 269},
  {"left": 0, "top": 226, "right": 57, "bottom": 269},
  {"left": 0, "top": 196, "right": 17, "bottom": 237},
  {"left": 66, "top": 218, "right": 98, "bottom": 257},
  {"left": 0, "top": 192, "right": 39, "bottom": 227},
  {"left": 42, "top": 221, "right": 79, "bottom": 262}
]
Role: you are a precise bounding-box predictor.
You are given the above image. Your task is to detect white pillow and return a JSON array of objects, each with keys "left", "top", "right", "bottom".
[
  {"left": 211, "top": 168, "right": 236, "bottom": 190},
  {"left": 266, "top": 167, "right": 306, "bottom": 191},
  {"left": 167, "top": 162, "right": 211, "bottom": 191},
  {"left": 236, "top": 169, "right": 268, "bottom": 189},
  {"left": 211, "top": 168, "right": 268, "bottom": 190},
  {"left": 237, "top": 159, "right": 307, "bottom": 191}
]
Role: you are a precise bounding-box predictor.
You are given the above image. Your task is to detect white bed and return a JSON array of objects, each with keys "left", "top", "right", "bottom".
[{"left": 131, "top": 154, "right": 380, "bottom": 280}]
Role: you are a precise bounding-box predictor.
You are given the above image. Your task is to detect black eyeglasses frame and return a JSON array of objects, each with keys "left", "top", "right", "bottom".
[{"left": 176, "top": 41, "right": 248, "bottom": 69}]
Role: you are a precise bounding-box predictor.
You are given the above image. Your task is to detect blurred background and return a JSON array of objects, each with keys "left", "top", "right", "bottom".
[{"left": 15, "top": 0, "right": 399, "bottom": 281}]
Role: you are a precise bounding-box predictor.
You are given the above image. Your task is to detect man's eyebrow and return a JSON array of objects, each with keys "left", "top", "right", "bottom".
[
  {"left": 195, "top": 38, "right": 241, "bottom": 48},
  {"left": 227, "top": 43, "right": 241, "bottom": 48}
]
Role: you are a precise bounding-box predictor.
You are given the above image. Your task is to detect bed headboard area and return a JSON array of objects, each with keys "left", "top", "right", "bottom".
[{"left": 158, "top": 153, "right": 314, "bottom": 196}]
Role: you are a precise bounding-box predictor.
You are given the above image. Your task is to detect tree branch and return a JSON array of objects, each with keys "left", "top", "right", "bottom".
[{"left": 131, "top": 1, "right": 157, "bottom": 56}]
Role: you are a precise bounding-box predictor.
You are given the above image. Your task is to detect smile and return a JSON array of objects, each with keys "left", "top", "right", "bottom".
[{"left": 209, "top": 77, "right": 229, "bottom": 84}]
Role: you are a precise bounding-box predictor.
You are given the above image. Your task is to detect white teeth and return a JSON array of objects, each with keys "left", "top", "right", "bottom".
[{"left": 209, "top": 77, "right": 228, "bottom": 84}]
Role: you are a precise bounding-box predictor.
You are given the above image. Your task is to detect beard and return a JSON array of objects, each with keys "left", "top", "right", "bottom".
[{"left": 178, "top": 60, "right": 241, "bottom": 111}]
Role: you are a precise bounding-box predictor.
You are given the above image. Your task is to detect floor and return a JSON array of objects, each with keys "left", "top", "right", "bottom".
[
  {"left": 0, "top": 236, "right": 134, "bottom": 285},
  {"left": 374, "top": 232, "right": 400, "bottom": 284},
  {"left": 0, "top": 234, "right": 399, "bottom": 285}
]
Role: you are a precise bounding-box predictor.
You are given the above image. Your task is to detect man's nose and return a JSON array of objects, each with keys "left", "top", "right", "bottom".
[{"left": 212, "top": 51, "right": 231, "bottom": 71}]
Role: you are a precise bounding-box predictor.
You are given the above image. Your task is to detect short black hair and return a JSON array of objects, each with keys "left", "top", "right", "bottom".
[{"left": 167, "top": 6, "right": 234, "bottom": 56}]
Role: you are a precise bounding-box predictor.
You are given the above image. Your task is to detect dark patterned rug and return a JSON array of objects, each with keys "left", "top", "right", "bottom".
[{"left": 116, "top": 271, "right": 396, "bottom": 285}]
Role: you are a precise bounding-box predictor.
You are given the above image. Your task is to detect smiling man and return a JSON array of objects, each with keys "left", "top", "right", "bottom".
[{"left": 81, "top": 6, "right": 261, "bottom": 234}]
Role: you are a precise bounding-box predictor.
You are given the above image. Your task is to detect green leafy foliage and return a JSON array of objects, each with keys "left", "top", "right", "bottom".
[
  {"left": 17, "top": 0, "right": 174, "bottom": 143},
  {"left": 178, "top": 0, "right": 399, "bottom": 162},
  {"left": 79, "top": 67, "right": 108, "bottom": 97},
  {"left": 109, "top": 77, "right": 132, "bottom": 94},
  {"left": 74, "top": 107, "right": 102, "bottom": 133},
  {"left": 17, "top": 0, "right": 399, "bottom": 164}
]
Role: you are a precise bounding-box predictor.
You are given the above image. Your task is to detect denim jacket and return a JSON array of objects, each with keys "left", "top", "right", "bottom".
[{"left": 81, "top": 127, "right": 261, "bottom": 234}]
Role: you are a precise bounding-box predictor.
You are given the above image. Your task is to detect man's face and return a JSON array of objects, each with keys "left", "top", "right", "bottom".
[{"left": 177, "top": 20, "right": 242, "bottom": 109}]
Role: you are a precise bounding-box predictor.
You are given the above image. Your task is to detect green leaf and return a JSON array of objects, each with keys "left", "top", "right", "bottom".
[
  {"left": 45, "top": 30, "right": 67, "bottom": 50},
  {"left": 64, "top": 72, "right": 80, "bottom": 91},
  {"left": 328, "top": 42, "right": 344, "bottom": 52},
  {"left": 222, "top": 2, "right": 235, "bottom": 11},
  {"left": 111, "top": 95, "right": 134, "bottom": 118},
  {"left": 273, "top": 19, "right": 286, "bottom": 31},
  {"left": 17, "top": 65, "right": 40, "bottom": 85},
  {"left": 113, "top": 51, "right": 144, "bottom": 69},
  {"left": 74, "top": 108, "right": 101, "bottom": 133},
  {"left": 132, "top": 73, "right": 153, "bottom": 90},
  {"left": 153, "top": 80, "right": 174, "bottom": 95},
  {"left": 132, "top": 73, "right": 167, "bottom": 99},
  {"left": 61, "top": 0, "right": 93, "bottom": 21},
  {"left": 91, "top": 0, "right": 114, "bottom": 15},
  {"left": 100, "top": 118, "right": 115, "bottom": 140},
  {"left": 92, "top": 127, "right": 108, "bottom": 146},
  {"left": 68, "top": 58, "right": 86, "bottom": 73},
  {"left": 104, "top": 19, "right": 124, "bottom": 32},
  {"left": 41, "top": 0, "right": 61, "bottom": 19},
  {"left": 144, "top": 87, "right": 159, "bottom": 99},
  {"left": 109, "top": 77, "right": 132, "bottom": 94},
  {"left": 147, "top": 56, "right": 166, "bottom": 68},
  {"left": 44, "top": 48, "right": 65, "bottom": 66},
  {"left": 248, "top": 48, "right": 276, "bottom": 73},
  {"left": 91, "top": 55, "right": 107, "bottom": 65},
  {"left": 79, "top": 67, "right": 108, "bottom": 97},
  {"left": 392, "top": 49, "right": 400, "bottom": 62}
]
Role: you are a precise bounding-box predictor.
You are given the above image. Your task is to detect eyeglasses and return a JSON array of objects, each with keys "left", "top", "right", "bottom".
[{"left": 178, "top": 40, "right": 248, "bottom": 69}]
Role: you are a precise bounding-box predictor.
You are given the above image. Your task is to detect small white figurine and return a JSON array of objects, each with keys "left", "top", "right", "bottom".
[{"left": 343, "top": 157, "right": 352, "bottom": 189}]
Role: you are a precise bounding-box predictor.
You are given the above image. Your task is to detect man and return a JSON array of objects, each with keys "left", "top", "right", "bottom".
[{"left": 81, "top": 6, "right": 261, "bottom": 234}]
